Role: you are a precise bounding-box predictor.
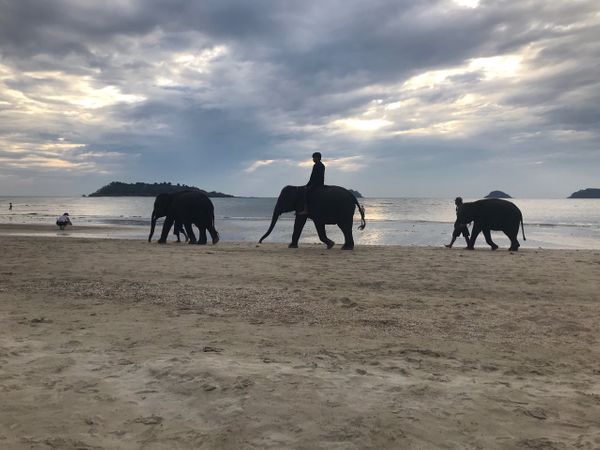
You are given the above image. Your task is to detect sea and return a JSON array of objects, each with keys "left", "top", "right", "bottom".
[{"left": 1, "top": 196, "right": 600, "bottom": 249}]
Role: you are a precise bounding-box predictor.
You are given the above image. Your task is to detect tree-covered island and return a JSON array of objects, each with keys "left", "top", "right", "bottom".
[
  {"left": 484, "top": 190, "right": 512, "bottom": 199},
  {"left": 88, "top": 182, "right": 234, "bottom": 197},
  {"left": 568, "top": 188, "right": 600, "bottom": 198}
]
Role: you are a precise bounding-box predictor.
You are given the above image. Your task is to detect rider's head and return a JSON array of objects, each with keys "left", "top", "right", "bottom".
[
  {"left": 454, "top": 197, "right": 463, "bottom": 207},
  {"left": 312, "top": 152, "right": 322, "bottom": 162}
]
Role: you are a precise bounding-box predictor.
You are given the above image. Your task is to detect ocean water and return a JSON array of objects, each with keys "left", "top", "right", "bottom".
[{"left": 1, "top": 196, "right": 600, "bottom": 249}]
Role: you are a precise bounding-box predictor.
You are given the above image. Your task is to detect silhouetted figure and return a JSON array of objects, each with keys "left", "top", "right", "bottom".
[
  {"left": 173, "top": 220, "right": 188, "bottom": 243},
  {"left": 56, "top": 212, "right": 72, "bottom": 230},
  {"left": 298, "top": 152, "right": 325, "bottom": 215},
  {"left": 446, "top": 197, "right": 470, "bottom": 248},
  {"left": 9, "top": 202, "right": 12, "bottom": 210}
]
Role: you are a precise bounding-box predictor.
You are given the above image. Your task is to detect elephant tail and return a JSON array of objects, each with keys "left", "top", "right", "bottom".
[
  {"left": 354, "top": 196, "right": 366, "bottom": 230},
  {"left": 521, "top": 215, "right": 526, "bottom": 241}
]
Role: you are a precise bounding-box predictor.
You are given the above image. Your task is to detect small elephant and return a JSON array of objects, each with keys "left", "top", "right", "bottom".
[
  {"left": 259, "top": 185, "right": 365, "bottom": 250},
  {"left": 148, "top": 190, "right": 219, "bottom": 245},
  {"left": 455, "top": 198, "right": 526, "bottom": 251}
]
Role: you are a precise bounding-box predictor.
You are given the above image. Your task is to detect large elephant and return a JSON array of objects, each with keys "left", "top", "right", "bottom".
[
  {"left": 259, "top": 185, "right": 366, "bottom": 250},
  {"left": 455, "top": 198, "right": 525, "bottom": 251},
  {"left": 148, "top": 190, "right": 219, "bottom": 245}
]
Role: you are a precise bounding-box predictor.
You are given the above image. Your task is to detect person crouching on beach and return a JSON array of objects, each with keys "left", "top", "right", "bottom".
[
  {"left": 56, "top": 212, "right": 72, "bottom": 230},
  {"left": 446, "top": 197, "right": 470, "bottom": 248}
]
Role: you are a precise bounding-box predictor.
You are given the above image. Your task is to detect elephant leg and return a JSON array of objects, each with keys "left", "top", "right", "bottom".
[
  {"left": 505, "top": 230, "right": 520, "bottom": 251},
  {"left": 208, "top": 225, "right": 219, "bottom": 244},
  {"left": 467, "top": 223, "right": 481, "bottom": 250},
  {"left": 290, "top": 215, "right": 308, "bottom": 248},
  {"left": 315, "top": 221, "right": 334, "bottom": 249},
  {"left": 482, "top": 228, "right": 498, "bottom": 250},
  {"left": 339, "top": 222, "right": 354, "bottom": 250},
  {"left": 158, "top": 216, "right": 176, "bottom": 243},
  {"left": 196, "top": 224, "right": 208, "bottom": 245},
  {"left": 184, "top": 222, "right": 197, "bottom": 244}
]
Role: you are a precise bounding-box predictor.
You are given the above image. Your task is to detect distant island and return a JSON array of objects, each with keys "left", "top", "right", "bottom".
[
  {"left": 88, "top": 182, "right": 234, "bottom": 198},
  {"left": 349, "top": 189, "right": 363, "bottom": 198},
  {"left": 484, "top": 190, "right": 512, "bottom": 199},
  {"left": 568, "top": 188, "right": 600, "bottom": 199}
]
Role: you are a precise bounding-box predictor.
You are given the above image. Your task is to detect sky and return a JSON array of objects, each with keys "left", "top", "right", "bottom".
[{"left": 0, "top": 0, "right": 598, "bottom": 197}]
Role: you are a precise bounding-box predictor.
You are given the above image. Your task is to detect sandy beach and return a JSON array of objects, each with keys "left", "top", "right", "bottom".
[{"left": 1, "top": 229, "right": 600, "bottom": 449}]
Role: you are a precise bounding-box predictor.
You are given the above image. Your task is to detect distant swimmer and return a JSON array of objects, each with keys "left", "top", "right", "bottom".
[
  {"left": 446, "top": 197, "right": 470, "bottom": 248},
  {"left": 56, "top": 212, "right": 72, "bottom": 230},
  {"left": 298, "top": 152, "right": 325, "bottom": 215}
]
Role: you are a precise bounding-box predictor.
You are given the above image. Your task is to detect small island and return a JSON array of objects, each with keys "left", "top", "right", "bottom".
[
  {"left": 349, "top": 189, "right": 363, "bottom": 198},
  {"left": 88, "top": 181, "right": 234, "bottom": 198},
  {"left": 568, "top": 188, "right": 600, "bottom": 199},
  {"left": 484, "top": 190, "right": 512, "bottom": 199}
]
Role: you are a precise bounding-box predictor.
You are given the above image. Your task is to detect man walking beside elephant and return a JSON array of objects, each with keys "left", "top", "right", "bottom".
[
  {"left": 446, "top": 196, "right": 470, "bottom": 248},
  {"left": 299, "top": 152, "right": 325, "bottom": 215}
]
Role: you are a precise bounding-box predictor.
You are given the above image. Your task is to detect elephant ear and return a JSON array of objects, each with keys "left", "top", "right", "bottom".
[
  {"left": 293, "top": 187, "right": 306, "bottom": 214},
  {"left": 155, "top": 193, "right": 176, "bottom": 216}
]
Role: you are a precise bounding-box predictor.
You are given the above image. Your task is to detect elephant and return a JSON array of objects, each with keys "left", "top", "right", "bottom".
[
  {"left": 259, "top": 185, "right": 366, "bottom": 250},
  {"left": 455, "top": 198, "right": 526, "bottom": 251},
  {"left": 148, "top": 190, "right": 219, "bottom": 245}
]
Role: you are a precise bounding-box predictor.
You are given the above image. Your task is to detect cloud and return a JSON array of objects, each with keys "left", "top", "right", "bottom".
[
  {"left": 244, "top": 159, "right": 275, "bottom": 172},
  {"left": 0, "top": 0, "right": 598, "bottom": 196}
]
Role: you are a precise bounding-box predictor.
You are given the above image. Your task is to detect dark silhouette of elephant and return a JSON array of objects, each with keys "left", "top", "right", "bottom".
[
  {"left": 148, "top": 191, "right": 219, "bottom": 245},
  {"left": 259, "top": 185, "right": 365, "bottom": 250},
  {"left": 455, "top": 198, "right": 525, "bottom": 251}
]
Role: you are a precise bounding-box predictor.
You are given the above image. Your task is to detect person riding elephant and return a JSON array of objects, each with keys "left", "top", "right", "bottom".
[
  {"left": 455, "top": 198, "right": 526, "bottom": 251},
  {"left": 298, "top": 152, "right": 325, "bottom": 215},
  {"left": 259, "top": 184, "right": 365, "bottom": 250},
  {"left": 148, "top": 190, "right": 219, "bottom": 245}
]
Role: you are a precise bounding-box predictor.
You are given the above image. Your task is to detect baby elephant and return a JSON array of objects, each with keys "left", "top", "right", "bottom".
[{"left": 455, "top": 199, "right": 526, "bottom": 251}]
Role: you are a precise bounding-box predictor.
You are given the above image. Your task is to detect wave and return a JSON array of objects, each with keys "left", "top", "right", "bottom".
[
  {"left": 525, "top": 222, "right": 599, "bottom": 229},
  {"left": 4, "top": 212, "right": 600, "bottom": 230}
]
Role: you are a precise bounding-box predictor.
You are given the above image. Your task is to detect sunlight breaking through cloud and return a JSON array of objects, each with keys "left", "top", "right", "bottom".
[
  {"left": 245, "top": 159, "right": 275, "bottom": 172},
  {"left": 331, "top": 118, "right": 393, "bottom": 132},
  {"left": 452, "top": 0, "right": 479, "bottom": 8}
]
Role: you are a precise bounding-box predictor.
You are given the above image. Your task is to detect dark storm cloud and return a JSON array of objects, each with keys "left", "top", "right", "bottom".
[{"left": 0, "top": 0, "right": 598, "bottom": 196}]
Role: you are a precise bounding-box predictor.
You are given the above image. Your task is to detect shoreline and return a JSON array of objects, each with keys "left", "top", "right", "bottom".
[
  {"left": 1, "top": 235, "right": 600, "bottom": 448},
  {"left": 1, "top": 222, "right": 600, "bottom": 250}
]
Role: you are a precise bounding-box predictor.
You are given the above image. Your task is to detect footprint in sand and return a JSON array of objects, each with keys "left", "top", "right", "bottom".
[
  {"left": 134, "top": 415, "right": 163, "bottom": 425},
  {"left": 517, "top": 437, "right": 566, "bottom": 449},
  {"left": 522, "top": 407, "right": 549, "bottom": 420}
]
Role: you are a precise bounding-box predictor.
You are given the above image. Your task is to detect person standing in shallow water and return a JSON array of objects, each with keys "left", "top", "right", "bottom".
[
  {"left": 8, "top": 202, "right": 12, "bottom": 210},
  {"left": 446, "top": 196, "right": 470, "bottom": 248},
  {"left": 299, "top": 152, "right": 325, "bottom": 215}
]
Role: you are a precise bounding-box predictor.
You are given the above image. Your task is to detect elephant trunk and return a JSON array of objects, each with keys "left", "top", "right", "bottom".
[
  {"left": 148, "top": 211, "right": 157, "bottom": 242},
  {"left": 259, "top": 208, "right": 281, "bottom": 243}
]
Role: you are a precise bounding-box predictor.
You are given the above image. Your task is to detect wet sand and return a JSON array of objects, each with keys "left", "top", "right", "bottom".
[{"left": 1, "top": 232, "right": 599, "bottom": 449}]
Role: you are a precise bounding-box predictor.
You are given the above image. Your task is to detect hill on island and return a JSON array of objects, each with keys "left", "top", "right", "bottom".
[
  {"left": 349, "top": 189, "right": 363, "bottom": 198},
  {"left": 568, "top": 188, "right": 600, "bottom": 198},
  {"left": 88, "top": 182, "right": 234, "bottom": 198},
  {"left": 484, "top": 190, "right": 512, "bottom": 199}
]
